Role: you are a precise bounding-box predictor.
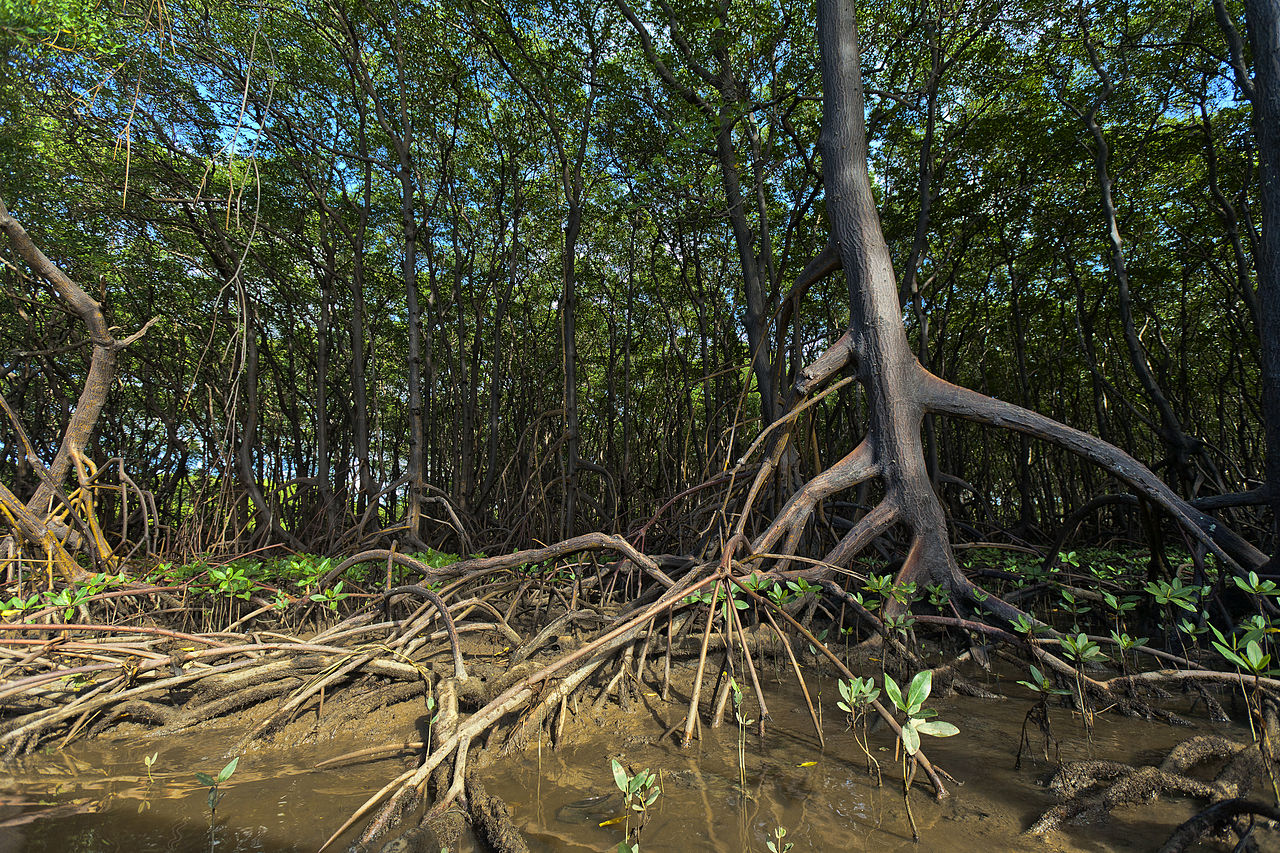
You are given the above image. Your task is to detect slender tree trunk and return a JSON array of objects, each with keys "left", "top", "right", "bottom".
[
  {"left": 1241, "top": 0, "right": 1280, "bottom": 559},
  {"left": 349, "top": 103, "right": 376, "bottom": 522},
  {"left": 0, "top": 198, "right": 116, "bottom": 518},
  {"left": 237, "top": 317, "right": 303, "bottom": 550},
  {"left": 316, "top": 249, "right": 338, "bottom": 537},
  {"left": 388, "top": 26, "right": 427, "bottom": 542},
  {"left": 561, "top": 182, "right": 582, "bottom": 540},
  {"left": 713, "top": 110, "right": 778, "bottom": 426}
]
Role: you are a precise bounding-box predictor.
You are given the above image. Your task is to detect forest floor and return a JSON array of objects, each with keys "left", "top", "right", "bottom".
[{"left": 3, "top": 614, "right": 1278, "bottom": 853}]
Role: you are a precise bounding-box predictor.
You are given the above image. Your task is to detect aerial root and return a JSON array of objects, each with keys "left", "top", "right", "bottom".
[
  {"left": 750, "top": 440, "right": 878, "bottom": 562},
  {"left": 352, "top": 784, "right": 423, "bottom": 850},
  {"left": 321, "top": 577, "right": 714, "bottom": 851},
  {"left": 500, "top": 656, "right": 607, "bottom": 756},
  {"left": 732, "top": 582, "right": 950, "bottom": 799}
]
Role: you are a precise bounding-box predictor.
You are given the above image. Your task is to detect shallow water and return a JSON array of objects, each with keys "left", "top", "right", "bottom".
[
  {"left": 484, "top": 672, "right": 1247, "bottom": 853},
  {"left": 0, "top": 724, "right": 445, "bottom": 853},
  {"left": 1, "top": 667, "right": 1269, "bottom": 852}
]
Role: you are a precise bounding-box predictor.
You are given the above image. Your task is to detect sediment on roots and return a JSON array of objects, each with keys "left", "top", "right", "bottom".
[{"left": 1030, "top": 717, "right": 1280, "bottom": 844}]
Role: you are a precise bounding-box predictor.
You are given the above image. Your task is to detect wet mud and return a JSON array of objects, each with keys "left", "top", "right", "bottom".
[{"left": 3, "top": 665, "right": 1274, "bottom": 852}]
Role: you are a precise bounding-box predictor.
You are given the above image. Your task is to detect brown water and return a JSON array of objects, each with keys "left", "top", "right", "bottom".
[
  {"left": 485, "top": 676, "right": 1249, "bottom": 853},
  {"left": 0, "top": 723, "right": 442, "bottom": 853},
  {"left": 0, "top": 672, "right": 1267, "bottom": 853}
]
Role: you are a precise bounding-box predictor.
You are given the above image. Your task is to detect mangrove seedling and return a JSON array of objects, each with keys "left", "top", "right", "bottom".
[
  {"left": 1107, "top": 630, "right": 1148, "bottom": 675},
  {"left": 730, "top": 678, "right": 754, "bottom": 791},
  {"left": 1058, "top": 633, "right": 1108, "bottom": 733},
  {"left": 611, "top": 758, "right": 661, "bottom": 852},
  {"left": 767, "top": 825, "right": 793, "bottom": 853},
  {"left": 1014, "top": 666, "right": 1069, "bottom": 769},
  {"left": 309, "top": 580, "right": 350, "bottom": 611},
  {"left": 1209, "top": 627, "right": 1280, "bottom": 803},
  {"left": 143, "top": 750, "right": 158, "bottom": 784},
  {"left": 837, "top": 676, "right": 881, "bottom": 784},
  {"left": 196, "top": 756, "right": 238, "bottom": 853},
  {"left": 883, "top": 671, "right": 959, "bottom": 841}
]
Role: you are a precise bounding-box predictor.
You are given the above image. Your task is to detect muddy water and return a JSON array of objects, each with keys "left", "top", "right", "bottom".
[
  {"left": 485, "top": 674, "right": 1262, "bottom": 853},
  {"left": 0, "top": 672, "right": 1267, "bottom": 853},
  {"left": 0, "top": 720, "right": 456, "bottom": 853}
]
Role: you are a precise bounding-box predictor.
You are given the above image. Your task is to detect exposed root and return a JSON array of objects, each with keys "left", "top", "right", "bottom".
[
  {"left": 1158, "top": 798, "right": 1280, "bottom": 853},
  {"left": 1030, "top": 764, "right": 1222, "bottom": 834},
  {"left": 465, "top": 768, "right": 532, "bottom": 853},
  {"left": 1031, "top": 727, "right": 1278, "bottom": 837}
]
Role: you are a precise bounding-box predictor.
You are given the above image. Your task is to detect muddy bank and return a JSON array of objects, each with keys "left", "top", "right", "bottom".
[
  {"left": 485, "top": 675, "right": 1270, "bottom": 853},
  {"left": 0, "top": 700, "right": 459, "bottom": 853},
  {"left": 4, "top": 662, "right": 1275, "bottom": 853}
]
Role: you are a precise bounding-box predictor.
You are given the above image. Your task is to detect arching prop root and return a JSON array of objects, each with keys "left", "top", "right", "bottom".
[
  {"left": 0, "top": 627, "right": 444, "bottom": 758},
  {"left": 731, "top": 582, "right": 951, "bottom": 799},
  {"left": 729, "top": 313, "right": 1265, "bottom": 629},
  {"left": 321, "top": 559, "right": 955, "bottom": 850},
  {"left": 320, "top": 532, "right": 678, "bottom": 595},
  {"left": 0, "top": 565, "right": 517, "bottom": 758},
  {"left": 317, "top": 572, "right": 725, "bottom": 851}
]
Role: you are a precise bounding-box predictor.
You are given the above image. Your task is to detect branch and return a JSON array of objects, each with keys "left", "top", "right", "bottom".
[{"left": 922, "top": 372, "right": 1266, "bottom": 572}]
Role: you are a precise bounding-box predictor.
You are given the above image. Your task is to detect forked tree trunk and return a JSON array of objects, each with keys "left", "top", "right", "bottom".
[
  {"left": 756, "top": 0, "right": 1266, "bottom": 610},
  {"left": 0, "top": 196, "right": 158, "bottom": 580},
  {"left": 816, "top": 0, "right": 962, "bottom": 594}
]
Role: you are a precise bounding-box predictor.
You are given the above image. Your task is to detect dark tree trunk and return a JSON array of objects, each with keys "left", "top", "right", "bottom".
[
  {"left": 814, "top": 0, "right": 958, "bottom": 590},
  {"left": 237, "top": 318, "right": 303, "bottom": 550},
  {"left": 749, "top": 0, "right": 1266, "bottom": 613},
  {"left": 349, "top": 95, "right": 376, "bottom": 522},
  {"left": 1242, "top": 0, "right": 1280, "bottom": 560},
  {"left": 1211, "top": 0, "right": 1280, "bottom": 559}
]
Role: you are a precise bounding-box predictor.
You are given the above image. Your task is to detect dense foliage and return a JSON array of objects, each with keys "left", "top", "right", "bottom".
[{"left": 0, "top": 0, "right": 1269, "bottom": 560}]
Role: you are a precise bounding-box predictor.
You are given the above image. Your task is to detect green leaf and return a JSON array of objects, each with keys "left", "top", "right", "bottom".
[
  {"left": 915, "top": 720, "right": 959, "bottom": 738},
  {"left": 883, "top": 676, "right": 903, "bottom": 711},
  {"left": 906, "top": 670, "right": 932, "bottom": 711},
  {"left": 1213, "top": 641, "right": 1249, "bottom": 671},
  {"left": 900, "top": 720, "right": 921, "bottom": 755},
  {"left": 611, "top": 758, "right": 628, "bottom": 793},
  {"left": 1245, "top": 641, "right": 1270, "bottom": 673},
  {"left": 216, "top": 757, "right": 238, "bottom": 783}
]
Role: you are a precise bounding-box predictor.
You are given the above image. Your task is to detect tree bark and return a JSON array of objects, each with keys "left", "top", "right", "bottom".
[
  {"left": 1241, "top": 0, "right": 1280, "bottom": 562},
  {"left": 817, "top": 0, "right": 961, "bottom": 591},
  {"left": 757, "top": 0, "right": 1267, "bottom": 609},
  {"left": 0, "top": 195, "right": 129, "bottom": 580}
]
